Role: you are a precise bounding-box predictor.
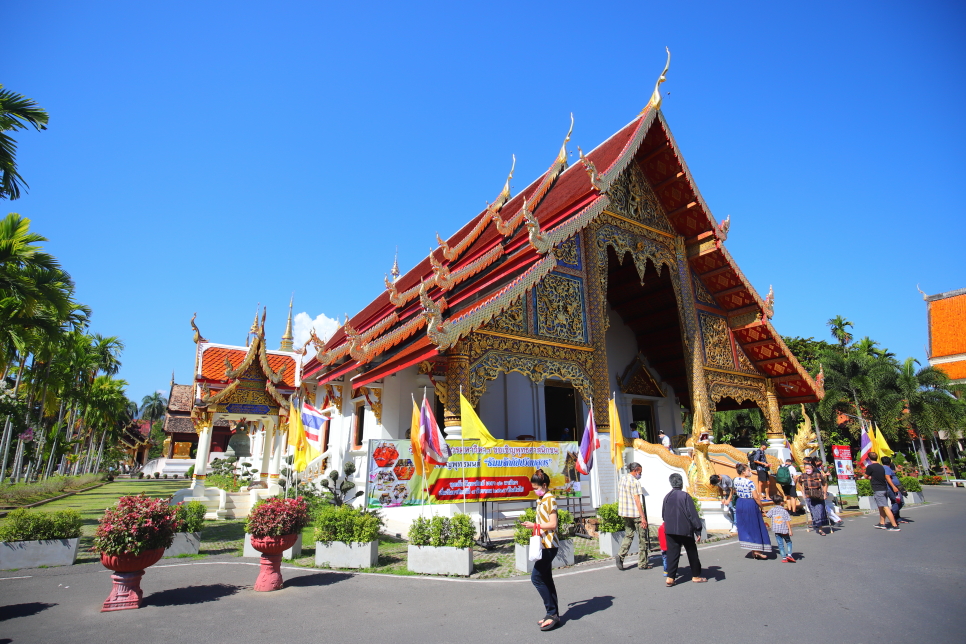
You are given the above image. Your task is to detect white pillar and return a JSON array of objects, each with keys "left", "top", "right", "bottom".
[
  {"left": 269, "top": 419, "right": 285, "bottom": 494},
  {"left": 259, "top": 419, "right": 273, "bottom": 486},
  {"left": 192, "top": 424, "right": 213, "bottom": 494}
]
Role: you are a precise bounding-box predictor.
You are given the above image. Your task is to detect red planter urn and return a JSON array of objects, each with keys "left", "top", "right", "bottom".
[
  {"left": 100, "top": 548, "right": 165, "bottom": 612},
  {"left": 248, "top": 534, "right": 298, "bottom": 591}
]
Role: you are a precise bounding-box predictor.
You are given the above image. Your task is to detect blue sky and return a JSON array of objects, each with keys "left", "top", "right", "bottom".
[{"left": 6, "top": 1, "right": 965, "bottom": 404}]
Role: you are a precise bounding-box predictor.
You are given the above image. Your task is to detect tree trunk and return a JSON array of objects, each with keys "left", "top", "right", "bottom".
[
  {"left": 44, "top": 400, "right": 67, "bottom": 479},
  {"left": 93, "top": 430, "right": 106, "bottom": 474},
  {"left": 0, "top": 353, "right": 27, "bottom": 484}
]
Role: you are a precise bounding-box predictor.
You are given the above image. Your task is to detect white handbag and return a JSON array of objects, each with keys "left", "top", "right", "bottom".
[{"left": 528, "top": 526, "right": 543, "bottom": 561}]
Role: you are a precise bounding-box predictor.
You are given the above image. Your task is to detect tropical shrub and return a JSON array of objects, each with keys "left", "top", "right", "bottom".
[
  {"left": 313, "top": 504, "right": 382, "bottom": 545},
  {"left": 173, "top": 501, "right": 207, "bottom": 533},
  {"left": 408, "top": 514, "right": 475, "bottom": 548},
  {"left": 93, "top": 495, "right": 178, "bottom": 556},
  {"left": 153, "top": 472, "right": 160, "bottom": 479},
  {"left": 513, "top": 508, "right": 574, "bottom": 545},
  {"left": 921, "top": 475, "right": 943, "bottom": 485},
  {"left": 900, "top": 477, "right": 922, "bottom": 493},
  {"left": 856, "top": 479, "right": 872, "bottom": 496},
  {"left": 595, "top": 503, "right": 624, "bottom": 533},
  {"left": 245, "top": 497, "right": 309, "bottom": 538},
  {"left": 0, "top": 509, "right": 82, "bottom": 542},
  {"left": 0, "top": 474, "right": 104, "bottom": 506}
]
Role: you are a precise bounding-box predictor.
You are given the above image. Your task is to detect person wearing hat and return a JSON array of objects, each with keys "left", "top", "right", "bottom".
[
  {"left": 658, "top": 430, "right": 672, "bottom": 453},
  {"left": 661, "top": 473, "right": 707, "bottom": 587}
]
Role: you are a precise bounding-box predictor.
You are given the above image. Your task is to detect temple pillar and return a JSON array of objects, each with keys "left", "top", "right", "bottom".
[
  {"left": 259, "top": 420, "right": 274, "bottom": 485},
  {"left": 191, "top": 421, "right": 214, "bottom": 494},
  {"left": 764, "top": 379, "right": 790, "bottom": 459},
  {"left": 443, "top": 341, "right": 469, "bottom": 439}
]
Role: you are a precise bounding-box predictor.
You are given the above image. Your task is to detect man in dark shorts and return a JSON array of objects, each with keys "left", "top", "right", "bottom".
[
  {"left": 750, "top": 443, "right": 770, "bottom": 498},
  {"left": 865, "top": 452, "right": 900, "bottom": 531}
]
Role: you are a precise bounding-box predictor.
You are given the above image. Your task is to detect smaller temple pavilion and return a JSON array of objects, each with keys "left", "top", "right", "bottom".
[
  {"left": 167, "top": 305, "right": 301, "bottom": 518},
  {"left": 926, "top": 287, "right": 966, "bottom": 385}
]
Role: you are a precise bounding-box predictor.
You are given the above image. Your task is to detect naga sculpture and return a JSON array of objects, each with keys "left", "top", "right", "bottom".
[
  {"left": 790, "top": 404, "right": 819, "bottom": 469},
  {"left": 685, "top": 398, "right": 717, "bottom": 498}
]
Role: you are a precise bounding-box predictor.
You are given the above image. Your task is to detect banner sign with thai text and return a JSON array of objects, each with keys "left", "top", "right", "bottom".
[
  {"left": 832, "top": 445, "right": 857, "bottom": 495},
  {"left": 365, "top": 439, "right": 580, "bottom": 507}
]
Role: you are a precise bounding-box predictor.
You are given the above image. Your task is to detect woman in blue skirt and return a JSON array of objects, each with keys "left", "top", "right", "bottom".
[{"left": 734, "top": 463, "right": 771, "bottom": 559}]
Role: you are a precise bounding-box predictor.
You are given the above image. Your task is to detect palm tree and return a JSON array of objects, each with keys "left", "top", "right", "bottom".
[
  {"left": 827, "top": 315, "right": 854, "bottom": 351},
  {"left": 894, "top": 358, "right": 961, "bottom": 473},
  {"left": 140, "top": 392, "right": 168, "bottom": 423},
  {"left": 853, "top": 336, "right": 896, "bottom": 360},
  {"left": 0, "top": 85, "right": 49, "bottom": 200}
]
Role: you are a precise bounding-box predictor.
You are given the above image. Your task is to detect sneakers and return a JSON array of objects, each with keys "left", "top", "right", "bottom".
[
  {"left": 873, "top": 523, "right": 887, "bottom": 529},
  {"left": 782, "top": 556, "right": 796, "bottom": 563},
  {"left": 615, "top": 555, "right": 624, "bottom": 571},
  {"left": 885, "top": 525, "right": 901, "bottom": 531},
  {"left": 729, "top": 527, "right": 738, "bottom": 534}
]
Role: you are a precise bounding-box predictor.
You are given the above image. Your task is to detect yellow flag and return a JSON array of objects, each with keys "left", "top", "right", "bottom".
[
  {"left": 609, "top": 397, "right": 625, "bottom": 470},
  {"left": 460, "top": 392, "right": 499, "bottom": 448},
  {"left": 411, "top": 398, "right": 424, "bottom": 477},
  {"left": 873, "top": 423, "right": 894, "bottom": 457},
  {"left": 287, "top": 402, "right": 304, "bottom": 450}
]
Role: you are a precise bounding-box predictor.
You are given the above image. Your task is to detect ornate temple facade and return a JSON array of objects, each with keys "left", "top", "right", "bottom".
[{"left": 297, "top": 73, "right": 824, "bottom": 521}]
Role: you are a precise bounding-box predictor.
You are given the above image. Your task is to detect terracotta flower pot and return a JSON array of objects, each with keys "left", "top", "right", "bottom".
[
  {"left": 100, "top": 548, "right": 165, "bottom": 612},
  {"left": 248, "top": 534, "right": 298, "bottom": 591}
]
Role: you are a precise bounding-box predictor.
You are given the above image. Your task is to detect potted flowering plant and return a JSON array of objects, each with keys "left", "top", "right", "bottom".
[
  {"left": 93, "top": 494, "right": 178, "bottom": 611},
  {"left": 245, "top": 496, "right": 309, "bottom": 591}
]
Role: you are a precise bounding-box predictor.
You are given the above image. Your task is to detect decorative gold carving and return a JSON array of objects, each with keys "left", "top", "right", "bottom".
[
  {"left": 693, "top": 274, "right": 716, "bottom": 306},
  {"left": 578, "top": 146, "right": 604, "bottom": 192},
  {"left": 632, "top": 438, "right": 692, "bottom": 470},
  {"left": 706, "top": 369, "right": 768, "bottom": 414},
  {"left": 699, "top": 312, "right": 733, "bottom": 371},
  {"left": 384, "top": 276, "right": 423, "bottom": 309},
  {"left": 190, "top": 313, "right": 207, "bottom": 343},
  {"left": 358, "top": 387, "right": 383, "bottom": 426},
  {"left": 476, "top": 330, "right": 592, "bottom": 352},
  {"left": 483, "top": 296, "right": 527, "bottom": 334},
  {"left": 735, "top": 343, "right": 758, "bottom": 374},
  {"left": 717, "top": 214, "right": 730, "bottom": 242},
  {"left": 523, "top": 197, "right": 552, "bottom": 254},
  {"left": 323, "top": 384, "right": 343, "bottom": 412},
  {"left": 644, "top": 47, "right": 671, "bottom": 112},
  {"left": 606, "top": 163, "right": 673, "bottom": 235},
  {"left": 764, "top": 378, "right": 784, "bottom": 439},
  {"left": 728, "top": 311, "right": 758, "bottom": 329},
  {"left": 429, "top": 245, "right": 504, "bottom": 293},
  {"left": 685, "top": 398, "right": 717, "bottom": 498},
  {"left": 791, "top": 405, "right": 819, "bottom": 469},
  {"left": 444, "top": 342, "right": 469, "bottom": 427},
  {"left": 763, "top": 285, "right": 775, "bottom": 320},
  {"left": 437, "top": 156, "right": 514, "bottom": 262},
  {"left": 554, "top": 235, "right": 580, "bottom": 268},
  {"left": 619, "top": 354, "right": 664, "bottom": 397},
  {"left": 535, "top": 272, "right": 585, "bottom": 343}
]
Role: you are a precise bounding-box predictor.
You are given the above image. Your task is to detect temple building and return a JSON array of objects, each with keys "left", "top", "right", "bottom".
[
  {"left": 925, "top": 287, "right": 966, "bottom": 385},
  {"left": 296, "top": 58, "right": 824, "bottom": 526}
]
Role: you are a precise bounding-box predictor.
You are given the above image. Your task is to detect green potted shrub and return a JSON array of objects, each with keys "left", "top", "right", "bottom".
[
  {"left": 595, "top": 502, "right": 641, "bottom": 556},
  {"left": 244, "top": 496, "right": 309, "bottom": 591},
  {"left": 513, "top": 508, "right": 575, "bottom": 573},
  {"left": 164, "top": 501, "right": 207, "bottom": 557},
  {"left": 93, "top": 494, "right": 179, "bottom": 611},
  {"left": 856, "top": 478, "right": 874, "bottom": 510},
  {"left": 407, "top": 514, "right": 475, "bottom": 576},
  {"left": 313, "top": 504, "right": 383, "bottom": 569},
  {"left": 0, "top": 508, "right": 83, "bottom": 570},
  {"left": 900, "top": 476, "right": 924, "bottom": 503}
]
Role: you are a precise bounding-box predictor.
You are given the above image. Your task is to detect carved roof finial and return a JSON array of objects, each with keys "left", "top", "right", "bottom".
[
  {"left": 190, "top": 312, "right": 207, "bottom": 344},
  {"left": 391, "top": 247, "right": 400, "bottom": 281},
  {"left": 645, "top": 47, "right": 671, "bottom": 112},
  {"left": 717, "top": 215, "right": 731, "bottom": 241},
  {"left": 556, "top": 113, "right": 574, "bottom": 166},
  {"left": 763, "top": 285, "right": 775, "bottom": 319},
  {"left": 247, "top": 304, "right": 260, "bottom": 347},
  {"left": 916, "top": 283, "right": 928, "bottom": 301},
  {"left": 499, "top": 154, "right": 516, "bottom": 204},
  {"left": 280, "top": 294, "right": 295, "bottom": 352}
]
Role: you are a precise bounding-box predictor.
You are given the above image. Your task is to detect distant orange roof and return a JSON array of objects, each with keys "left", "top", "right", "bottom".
[
  {"left": 199, "top": 345, "right": 297, "bottom": 387},
  {"left": 936, "top": 360, "right": 966, "bottom": 381},
  {"left": 928, "top": 289, "right": 966, "bottom": 358}
]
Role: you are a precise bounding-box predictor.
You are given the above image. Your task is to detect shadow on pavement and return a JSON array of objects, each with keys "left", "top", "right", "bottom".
[
  {"left": 564, "top": 595, "right": 614, "bottom": 622},
  {"left": 705, "top": 565, "right": 725, "bottom": 581},
  {"left": 145, "top": 583, "right": 240, "bottom": 606},
  {"left": 0, "top": 602, "right": 57, "bottom": 621},
  {"left": 284, "top": 572, "right": 353, "bottom": 588}
]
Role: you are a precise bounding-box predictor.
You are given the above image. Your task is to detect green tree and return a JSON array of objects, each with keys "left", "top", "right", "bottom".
[
  {"left": 140, "top": 391, "right": 168, "bottom": 422},
  {"left": 827, "top": 315, "right": 854, "bottom": 351},
  {"left": 0, "top": 86, "right": 48, "bottom": 200}
]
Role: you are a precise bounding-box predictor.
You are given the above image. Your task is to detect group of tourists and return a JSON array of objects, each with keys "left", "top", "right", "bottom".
[{"left": 521, "top": 448, "right": 912, "bottom": 632}]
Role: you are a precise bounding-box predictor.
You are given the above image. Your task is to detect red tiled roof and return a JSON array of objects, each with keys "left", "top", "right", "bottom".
[
  {"left": 168, "top": 384, "right": 193, "bottom": 412},
  {"left": 200, "top": 346, "right": 297, "bottom": 387},
  {"left": 929, "top": 291, "right": 966, "bottom": 358}
]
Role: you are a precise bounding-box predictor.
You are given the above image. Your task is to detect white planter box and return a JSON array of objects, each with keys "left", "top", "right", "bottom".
[
  {"left": 0, "top": 538, "right": 79, "bottom": 570},
  {"left": 243, "top": 533, "right": 302, "bottom": 560},
  {"left": 904, "top": 491, "right": 923, "bottom": 505},
  {"left": 858, "top": 496, "right": 874, "bottom": 510},
  {"left": 514, "top": 539, "right": 575, "bottom": 573},
  {"left": 164, "top": 532, "right": 201, "bottom": 557},
  {"left": 599, "top": 531, "right": 639, "bottom": 557},
  {"left": 314, "top": 540, "right": 378, "bottom": 569},
  {"left": 407, "top": 545, "right": 473, "bottom": 576}
]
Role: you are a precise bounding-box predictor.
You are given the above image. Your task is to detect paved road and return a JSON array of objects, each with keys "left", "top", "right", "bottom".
[{"left": 2, "top": 487, "right": 965, "bottom": 644}]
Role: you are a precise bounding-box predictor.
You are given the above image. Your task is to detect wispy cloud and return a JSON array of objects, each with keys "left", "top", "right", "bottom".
[{"left": 293, "top": 312, "right": 340, "bottom": 353}]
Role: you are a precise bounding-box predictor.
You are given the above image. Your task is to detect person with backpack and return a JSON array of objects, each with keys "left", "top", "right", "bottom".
[
  {"left": 749, "top": 443, "right": 770, "bottom": 498},
  {"left": 798, "top": 458, "right": 829, "bottom": 536},
  {"left": 775, "top": 459, "right": 798, "bottom": 513},
  {"left": 881, "top": 456, "right": 908, "bottom": 525}
]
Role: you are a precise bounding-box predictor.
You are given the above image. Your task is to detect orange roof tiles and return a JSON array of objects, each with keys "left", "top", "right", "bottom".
[
  {"left": 200, "top": 346, "right": 296, "bottom": 387},
  {"left": 936, "top": 360, "right": 966, "bottom": 381},
  {"left": 929, "top": 292, "right": 966, "bottom": 358}
]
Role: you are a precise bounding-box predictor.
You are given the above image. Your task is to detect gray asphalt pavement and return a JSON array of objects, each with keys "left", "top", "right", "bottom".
[{"left": 2, "top": 486, "right": 965, "bottom": 644}]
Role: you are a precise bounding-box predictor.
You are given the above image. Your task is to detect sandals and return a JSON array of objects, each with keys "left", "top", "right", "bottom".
[
  {"left": 665, "top": 579, "right": 675, "bottom": 587},
  {"left": 539, "top": 616, "right": 560, "bottom": 631},
  {"left": 691, "top": 577, "right": 709, "bottom": 583}
]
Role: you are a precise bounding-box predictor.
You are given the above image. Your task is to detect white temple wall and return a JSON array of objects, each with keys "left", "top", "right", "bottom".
[{"left": 477, "top": 371, "right": 545, "bottom": 440}]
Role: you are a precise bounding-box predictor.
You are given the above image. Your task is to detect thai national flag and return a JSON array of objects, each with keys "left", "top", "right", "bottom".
[
  {"left": 576, "top": 405, "right": 599, "bottom": 475},
  {"left": 301, "top": 402, "right": 327, "bottom": 451},
  {"left": 419, "top": 394, "right": 450, "bottom": 466},
  {"left": 859, "top": 421, "right": 872, "bottom": 465}
]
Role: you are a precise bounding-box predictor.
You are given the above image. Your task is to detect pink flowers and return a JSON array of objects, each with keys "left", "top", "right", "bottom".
[
  {"left": 245, "top": 496, "right": 309, "bottom": 538},
  {"left": 93, "top": 494, "right": 178, "bottom": 557}
]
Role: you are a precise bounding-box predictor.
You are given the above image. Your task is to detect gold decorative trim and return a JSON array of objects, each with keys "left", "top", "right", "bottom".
[
  {"left": 602, "top": 210, "right": 675, "bottom": 238},
  {"left": 474, "top": 329, "right": 594, "bottom": 352},
  {"left": 632, "top": 438, "right": 691, "bottom": 470},
  {"left": 705, "top": 366, "right": 765, "bottom": 379}
]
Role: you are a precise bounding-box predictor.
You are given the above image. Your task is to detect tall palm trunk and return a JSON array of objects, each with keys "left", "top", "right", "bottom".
[
  {"left": 93, "top": 429, "right": 106, "bottom": 473},
  {"left": 0, "top": 353, "right": 27, "bottom": 484},
  {"left": 58, "top": 402, "right": 78, "bottom": 474},
  {"left": 44, "top": 399, "right": 66, "bottom": 479}
]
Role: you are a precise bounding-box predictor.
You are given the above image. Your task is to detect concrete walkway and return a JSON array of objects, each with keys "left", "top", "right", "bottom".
[{"left": 1, "top": 487, "right": 964, "bottom": 643}]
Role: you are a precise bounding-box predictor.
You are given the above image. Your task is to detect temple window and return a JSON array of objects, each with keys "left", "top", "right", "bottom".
[{"left": 352, "top": 401, "right": 366, "bottom": 449}]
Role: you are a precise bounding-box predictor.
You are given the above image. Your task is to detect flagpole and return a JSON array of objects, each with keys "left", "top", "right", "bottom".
[{"left": 460, "top": 386, "right": 466, "bottom": 516}]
